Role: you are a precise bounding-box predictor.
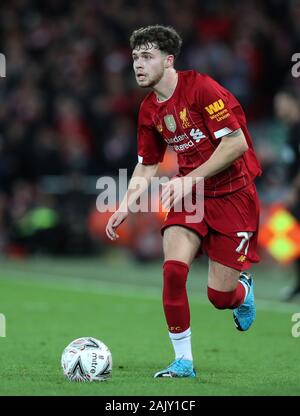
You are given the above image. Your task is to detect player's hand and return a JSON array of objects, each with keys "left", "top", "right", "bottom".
[
  {"left": 105, "top": 210, "right": 128, "bottom": 241},
  {"left": 161, "top": 177, "right": 193, "bottom": 210}
]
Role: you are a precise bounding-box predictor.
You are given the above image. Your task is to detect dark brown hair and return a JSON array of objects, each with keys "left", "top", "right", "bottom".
[{"left": 130, "top": 25, "right": 182, "bottom": 59}]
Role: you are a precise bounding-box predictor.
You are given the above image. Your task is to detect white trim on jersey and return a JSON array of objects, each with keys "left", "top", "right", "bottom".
[
  {"left": 214, "top": 127, "right": 233, "bottom": 139},
  {"left": 138, "top": 155, "right": 144, "bottom": 163}
]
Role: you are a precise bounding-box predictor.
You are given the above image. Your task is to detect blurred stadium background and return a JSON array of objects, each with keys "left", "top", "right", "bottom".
[
  {"left": 1, "top": 0, "right": 300, "bottom": 289},
  {"left": 0, "top": 0, "right": 300, "bottom": 396}
]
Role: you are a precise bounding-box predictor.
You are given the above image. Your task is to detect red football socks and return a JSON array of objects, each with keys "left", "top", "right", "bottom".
[
  {"left": 207, "top": 282, "right": 247, "bottom": 310},
  {"left": 163, "top": 260, "right": 247, "bottom": 331},
  {"left": 163, "top": 260, "right": 190, "bottom": 333}
]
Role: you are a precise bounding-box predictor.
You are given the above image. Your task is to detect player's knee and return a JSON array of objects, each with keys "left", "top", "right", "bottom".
[
  {"left": 163, "top": 260, "right": 189, "bottom": 300},
  {"left": 207, "top": 286, "right": 234, "bottom": 309}
]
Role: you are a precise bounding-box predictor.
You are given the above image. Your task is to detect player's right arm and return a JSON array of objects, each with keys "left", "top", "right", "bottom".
[
  {"left": 105, "top": 162, "right": 159, "bottom": 241},
  {"left": 106, "top": 99, "right": 166, "bottom": 241}
]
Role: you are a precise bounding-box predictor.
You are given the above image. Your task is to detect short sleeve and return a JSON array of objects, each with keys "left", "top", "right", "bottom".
[
  {"left": 137, "top": 105, "right": 167, "bottom": 165},
  {"left": 198, "top": 75, "right": 241, "bottom": 139}
]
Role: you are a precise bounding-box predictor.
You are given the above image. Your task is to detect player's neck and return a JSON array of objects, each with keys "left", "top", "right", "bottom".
[{"left": 153, "top": 69, "right": 178, "bottom": 103}]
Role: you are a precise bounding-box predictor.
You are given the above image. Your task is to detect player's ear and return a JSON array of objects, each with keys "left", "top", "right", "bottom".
[{"left": 164, "top": 54, "right": 174, "bottom": 68}]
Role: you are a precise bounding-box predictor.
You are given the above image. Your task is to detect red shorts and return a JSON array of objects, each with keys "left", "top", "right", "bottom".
[{"left": 161, "top": 183, "right": 260, "bottom": 271}]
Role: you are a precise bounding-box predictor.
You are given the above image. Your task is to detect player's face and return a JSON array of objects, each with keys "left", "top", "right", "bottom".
[{"left": 132, "top": 44, "right": 167, "bottom": 88}]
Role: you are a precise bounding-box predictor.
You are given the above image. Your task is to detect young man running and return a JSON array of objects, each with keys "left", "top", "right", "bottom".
[{"left": 106, "top": 25, "right": 262, "bottom": 378}]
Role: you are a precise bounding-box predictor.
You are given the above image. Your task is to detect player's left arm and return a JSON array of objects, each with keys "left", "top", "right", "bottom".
[
  {"left": 191, "top": 73, "right": 248, "bottom": 180},
  {"left": 161, "top": 74, "right": 248, "bottom": 209},
  {"left": 187, "top": 127, "right": 248, "bottom": 181},
  {"left": 161, "top": 128, "right": 248, "bottom": 209}
]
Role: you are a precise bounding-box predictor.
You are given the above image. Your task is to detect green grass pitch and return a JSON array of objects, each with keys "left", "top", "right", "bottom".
[{"left": 0, "top": 255, "right": 299, "bottom": 396}]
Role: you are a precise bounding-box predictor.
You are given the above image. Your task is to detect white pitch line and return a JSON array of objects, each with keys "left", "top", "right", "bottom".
[{"left": 1, "top": 268, "right": 299, "bottom": 314}]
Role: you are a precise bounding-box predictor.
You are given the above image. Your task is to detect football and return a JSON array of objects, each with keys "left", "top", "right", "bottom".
[{"left": 61, "top": 337, "right": 112, "bottom": 382}]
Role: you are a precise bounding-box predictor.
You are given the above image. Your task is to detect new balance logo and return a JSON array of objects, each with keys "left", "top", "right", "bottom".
[
  {"left": 237, "top": 255, "right": 246, "bottom": 263},
  {"left": 204, "top": 99, "right": 225, "bottom": 115},
  {"left": 189, "top": 128, "right": 206, "bottom": 142}
]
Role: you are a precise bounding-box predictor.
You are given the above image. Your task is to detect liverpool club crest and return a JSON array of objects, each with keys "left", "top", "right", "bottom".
[{"left": 179, "top": 108, "right": 191, "bottom": 128}]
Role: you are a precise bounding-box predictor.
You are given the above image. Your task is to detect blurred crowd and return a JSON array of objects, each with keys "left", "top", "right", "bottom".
[{"left": 0, "top": 0, "right": 300, "bottom": 263}]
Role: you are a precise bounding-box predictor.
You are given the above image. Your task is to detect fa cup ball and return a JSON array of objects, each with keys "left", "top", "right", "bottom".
[{"left": 61, "top": 337, "right": 112, "bottom": 382}]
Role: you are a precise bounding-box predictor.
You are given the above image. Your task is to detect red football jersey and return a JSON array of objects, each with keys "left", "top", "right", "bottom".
[{"left": 137, "top": 70, "right": 262, "bottom": 196}]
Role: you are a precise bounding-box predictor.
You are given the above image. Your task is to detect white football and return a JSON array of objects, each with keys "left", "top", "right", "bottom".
[{"left": 61, "top": 337, "right": 112, "bottom": 382}]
